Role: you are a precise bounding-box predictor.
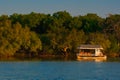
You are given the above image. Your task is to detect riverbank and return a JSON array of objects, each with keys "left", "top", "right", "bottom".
[
  {"left": 0, "top": 54, "right": 76, "bottom": 61},
  {"left": 0, "top": 55, "right": 120, "bottom": 62}
]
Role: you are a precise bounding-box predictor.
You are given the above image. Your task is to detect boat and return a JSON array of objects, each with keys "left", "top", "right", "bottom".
[{"left": 76, "top": 45, "right": 107, "bottom": 61}]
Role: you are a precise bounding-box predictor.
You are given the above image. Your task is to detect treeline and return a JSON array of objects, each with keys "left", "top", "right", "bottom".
[{"left": 0, "top": 11, "right": 120, "bottom": 58}]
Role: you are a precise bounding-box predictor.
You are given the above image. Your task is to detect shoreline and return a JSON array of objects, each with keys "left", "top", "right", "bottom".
[{"left": 0, "top": 55, "right": 120, "bottom": 62}]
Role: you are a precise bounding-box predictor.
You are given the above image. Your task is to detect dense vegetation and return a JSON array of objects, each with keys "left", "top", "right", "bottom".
[{"left": 0, "top": 11, "right": 120, "bottom": 59}]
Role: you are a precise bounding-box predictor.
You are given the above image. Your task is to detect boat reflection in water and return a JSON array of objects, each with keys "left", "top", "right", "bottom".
[{"left": 76, "top": 45, "right": 107, "bottom": 62}]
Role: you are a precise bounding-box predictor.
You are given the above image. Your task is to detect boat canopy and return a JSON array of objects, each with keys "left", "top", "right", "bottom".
[{"left": 77, "top": 45, "right": 103, "bottom": 50}]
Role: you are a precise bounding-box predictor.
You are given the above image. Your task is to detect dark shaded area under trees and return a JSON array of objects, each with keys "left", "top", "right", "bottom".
[{"left": 0, "top": 11, "right": 120, "bottom": 59}]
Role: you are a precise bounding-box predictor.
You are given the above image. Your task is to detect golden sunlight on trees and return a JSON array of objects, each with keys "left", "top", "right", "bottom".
[
  {"left": 0, "top": 19, "right": 42, "bottom": 57},
  {"left": 0, "top": 11, "right": 120, "bottom": 58}
]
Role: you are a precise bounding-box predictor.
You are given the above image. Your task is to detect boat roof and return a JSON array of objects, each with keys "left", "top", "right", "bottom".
[{"left": 77, "top": 45, "right": 103, "bottom": 49}]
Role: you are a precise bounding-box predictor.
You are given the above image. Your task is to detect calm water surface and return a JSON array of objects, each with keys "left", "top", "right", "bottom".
[{"left": 0, "top": 61, "right": 120, "bottom": 80}]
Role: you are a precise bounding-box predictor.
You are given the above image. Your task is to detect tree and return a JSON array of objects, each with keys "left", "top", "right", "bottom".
[
  {"left": 104, "top": 14, "right": 120, "bottom": 55},
  {"left": 67, "top": 16, "right": 82, "bottom": 30},
  {"left": 53, "top": 11, "right": 72, "bottom": 29},
  {"left": 81, "top": 13, "right": 104, "bottom": 33},
  {"left": 0, "top": 20, "right": 20, "bottom": 56},
  {"left": 104, "top": 14, "right": 120, "bottom": 43},
  {"left": 88, "top": 32, "right": 111, "bottom": 52},
  {"left": 66, "top": 29, "right": 86, "bottom": 53},
  {"left": 0, "top": 19, "right": 42, "bottom": 57}
]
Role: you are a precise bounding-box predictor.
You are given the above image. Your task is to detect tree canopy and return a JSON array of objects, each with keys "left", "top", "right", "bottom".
[{"left": 0, "top": 11, "right": 120, "bottom": 58}]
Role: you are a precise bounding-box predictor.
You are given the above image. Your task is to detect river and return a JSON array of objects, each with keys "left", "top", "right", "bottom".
[{"left": 0, "top": 61, "right": 120, "bottom": 80}]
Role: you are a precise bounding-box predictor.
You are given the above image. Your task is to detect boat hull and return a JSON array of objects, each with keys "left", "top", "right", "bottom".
[{"left": 77, "top": 55, "right": 107, "bottom": 62}]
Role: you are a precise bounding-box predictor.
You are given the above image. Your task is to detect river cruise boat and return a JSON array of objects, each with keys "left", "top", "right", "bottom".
[{"left": 77, "top": 45, "right": 107, "bottom": 61}]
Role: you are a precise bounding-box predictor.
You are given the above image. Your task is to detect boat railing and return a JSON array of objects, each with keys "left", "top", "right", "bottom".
[{"left": 77, "top": 52, "right": 104, "bottom": 57}]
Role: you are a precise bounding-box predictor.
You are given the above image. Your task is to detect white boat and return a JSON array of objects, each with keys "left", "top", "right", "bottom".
[{"left": 77, "top": 45, "right": 107, "bottom": 61}]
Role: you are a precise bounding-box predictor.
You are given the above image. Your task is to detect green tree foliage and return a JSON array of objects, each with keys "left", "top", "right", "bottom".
[
  {"left": 66, "top": 29, "right": 86, "bottom": 53},
  {"left": 81, "top": 13, "right": 104, "bottom": 33},
  {"left": 104, "top": 14, "right": 120, "bottom": 54},
  {"left": 0, "top": 11, "right": 120, "bottom": 58},
  {"left": 0, "top": 17, "right": 42, "bottom": 57},
  {"left": 10, "top": 12, "right": 46, "bottom": 30},
  {"left": 68, "top": 16, "right": 82, "bottom": 30},
  {"left": 88, "top": 32, "right": 111, "bottom": 51},
  {"left": 53, "top": 11, "right": 72, "bottom": 23}
]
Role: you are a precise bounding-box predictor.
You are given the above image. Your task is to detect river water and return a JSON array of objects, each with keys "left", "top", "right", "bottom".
[{"left": 0, "top": 61, "right": 120, "bottom": 80}]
